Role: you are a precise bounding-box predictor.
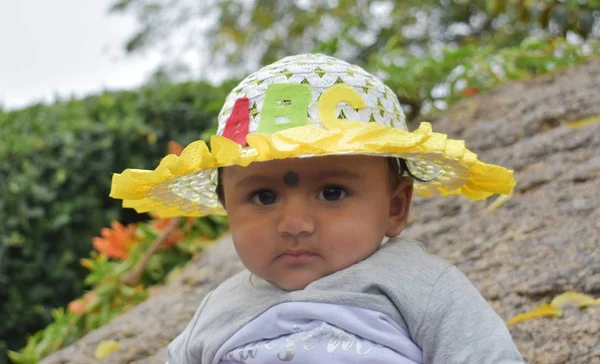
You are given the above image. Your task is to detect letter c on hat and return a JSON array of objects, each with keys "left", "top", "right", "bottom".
[{"left": 318, "top": 85, "right": 366, "bottom": 130}]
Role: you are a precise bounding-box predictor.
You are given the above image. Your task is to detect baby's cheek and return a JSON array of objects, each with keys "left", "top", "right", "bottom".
[
  {"left": 323, "top": 241, "right": 361, "bottom": 267},
  {"left": 231, "top": 231, "right": 257, "bottom": 260},
  {"left": 232, "top": 240, "right": 265, "bottom": 275},
  {"left": 325, "top": 231, "right": 381, "bottom": 266},
  {"left": 231, "top": 228, "right": 273, "bottom": 268}
]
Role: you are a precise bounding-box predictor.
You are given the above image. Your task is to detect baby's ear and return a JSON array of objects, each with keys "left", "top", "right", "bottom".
[{"left": 385, "top": 178, "right": 413, "bottom": 237}]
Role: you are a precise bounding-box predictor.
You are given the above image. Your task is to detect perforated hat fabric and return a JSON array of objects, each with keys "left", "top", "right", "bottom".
[{"left": 217, "top": 53, "right": 408, "bottom": 134}]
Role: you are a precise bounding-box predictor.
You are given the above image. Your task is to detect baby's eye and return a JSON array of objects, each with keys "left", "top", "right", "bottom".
[
  {"left": 317, "top": 186, "right": 348, "bottom": 201},
  {"left": 251, "top": 190, "right": 278, "bottom": 205}
]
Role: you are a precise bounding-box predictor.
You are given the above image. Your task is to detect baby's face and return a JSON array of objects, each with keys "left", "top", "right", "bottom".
[{"left": 221, "top": 155, "right": 412, "bottom": 291}]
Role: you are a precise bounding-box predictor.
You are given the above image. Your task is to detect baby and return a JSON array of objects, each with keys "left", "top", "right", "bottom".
[{"left": 111, "top": 54, "right": 523, "bottom": 363}]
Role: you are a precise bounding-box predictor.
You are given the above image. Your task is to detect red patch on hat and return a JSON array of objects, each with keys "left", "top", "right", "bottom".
[{"left": 222, "top": 98, "right": 250, "bottom": 146}]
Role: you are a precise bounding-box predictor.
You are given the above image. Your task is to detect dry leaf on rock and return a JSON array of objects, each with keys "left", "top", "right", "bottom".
[
  {"left": 95, "top": 340, "right": 121, "bottom": 360},
  {"left": 579, "top": 297, "right": 600, "bottom": 308},
  {"left": 564, "top": 115, "right": 600, "bottom": 128},
  {"left": 506, "top": 304, "right": 562, "bottom": 326},
  {"left": 550, "top": 291, "right": 598, "bottom": 309}
]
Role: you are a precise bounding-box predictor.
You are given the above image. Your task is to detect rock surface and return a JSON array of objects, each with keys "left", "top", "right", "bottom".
[{"left": 42, "top": 58, "right": 600, "bottom": 364}]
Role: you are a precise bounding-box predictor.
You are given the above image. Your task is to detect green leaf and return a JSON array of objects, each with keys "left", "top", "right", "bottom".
[
  {"left": 108, "top": 0, "right": 133, "bottom": 12},
  {"left": 125, "top": 30, "right": 150, "bottom": 53}
]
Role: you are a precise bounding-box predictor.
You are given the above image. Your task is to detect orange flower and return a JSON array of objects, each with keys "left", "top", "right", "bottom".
[
  {"left": 151, "top": 215, "right": 171, "bottom": 231},
  {"left": 168, "top": 141, "right": 184, "bottom": 156},
  {"left": 151, "top": 216, "right": 185, "bottom": 249},
  {"left": 462, "top": 87, "right": 480, "bottom": 97},
  {"left": 68, "top": 293, "right": 97, "bottom": 315},
  {"left": 161, "top": 228, "right": 185, "bottom": 249},
  {"left": 150, "top": 214, "right": 192, "bottom": 249},
  {"left": 92, "top": 222, "right": 138, "bottom": 260}
]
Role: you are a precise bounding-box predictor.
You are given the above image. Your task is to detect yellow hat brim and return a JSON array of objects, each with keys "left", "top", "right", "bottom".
[{"left": 110, "top": 122, "right": 515, "bottom": 217}]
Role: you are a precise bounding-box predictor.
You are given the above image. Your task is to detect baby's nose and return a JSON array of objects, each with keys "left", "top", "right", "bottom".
[{"left": 276, "top": 199, "right": 315, "bottom": 237}]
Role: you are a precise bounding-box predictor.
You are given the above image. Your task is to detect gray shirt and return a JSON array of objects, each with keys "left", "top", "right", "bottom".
[{"left": 167, "top": 238, "right": 523, "bottom": 363}]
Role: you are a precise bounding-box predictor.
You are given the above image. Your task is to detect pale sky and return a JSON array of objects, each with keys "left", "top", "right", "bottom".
[{"left": 0, "top": 1, "right": 164, "bottom": 110}]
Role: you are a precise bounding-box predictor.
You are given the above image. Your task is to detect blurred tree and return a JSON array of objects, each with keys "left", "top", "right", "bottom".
[{"left": 110, "top": 0, "right": 599, "bottom": 76}]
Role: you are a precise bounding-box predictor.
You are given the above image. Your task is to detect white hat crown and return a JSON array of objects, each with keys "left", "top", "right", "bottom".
[{"left": 216, "top": 54, "right": 407, "bottom": 136}]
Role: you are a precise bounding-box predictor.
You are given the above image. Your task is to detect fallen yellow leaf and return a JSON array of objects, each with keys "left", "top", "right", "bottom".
[
  {"left": 564, "top": 115, "right": 600, "bottom": 128},
  {"left": 95, "top": 340, "right": 120, "bottom": 360},
  {"left": 506, "top": 304, "right": 562, "bottom": 326},
  {"left": 550, "top": 291, "right": 597, "bottom": 309},
  {"left": 579, "top": 297, "right": 600, "bottom": 308}
]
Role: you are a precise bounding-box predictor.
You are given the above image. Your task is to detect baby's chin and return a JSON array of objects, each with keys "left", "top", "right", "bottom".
[
  {"left": 264, "top": 271, "right": 329, "bottom": 291},
  {"left": 268, "top": 279, "right": 312, "bottom": 291}
]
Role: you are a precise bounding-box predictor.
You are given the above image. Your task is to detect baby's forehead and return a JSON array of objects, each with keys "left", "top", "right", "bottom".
[
  {"left": 233, "top": 155, "right": 387, "bottom": 170},
  {"left": 221, "top": 156, "right": 391, "bottom": 186}
]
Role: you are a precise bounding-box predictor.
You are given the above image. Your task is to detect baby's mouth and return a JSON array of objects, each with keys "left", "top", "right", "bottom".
[{"left": 277, "top": 249, "right": 319, "bottom": 263}]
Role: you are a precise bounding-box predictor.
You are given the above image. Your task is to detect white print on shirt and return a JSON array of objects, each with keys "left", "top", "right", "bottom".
[{"left": 223, "top": 325, "right": 382, "bottom": 362}]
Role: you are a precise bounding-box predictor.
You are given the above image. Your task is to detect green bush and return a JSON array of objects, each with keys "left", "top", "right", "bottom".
[
  {"left": 0, "top": 79, "right": 234, "bottom": 364},
  {"left": 368, "top": 38, "right": 600, "bottom": 122}
]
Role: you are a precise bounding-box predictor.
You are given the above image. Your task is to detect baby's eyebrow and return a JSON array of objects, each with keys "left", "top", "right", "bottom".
[
  {"left": 234, "top": 169, "right": 361, "bottom": 188},
  {"left": 234, "top": 175, "right": 275, "bottom": 188},
  {"left": 313, "top": 169, "right": 362, "bottom": 180}
]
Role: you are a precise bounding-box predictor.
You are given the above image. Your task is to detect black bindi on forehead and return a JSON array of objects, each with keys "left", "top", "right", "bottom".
[{"left": 283, "top": 171, "right": 300, "bottom": 187}]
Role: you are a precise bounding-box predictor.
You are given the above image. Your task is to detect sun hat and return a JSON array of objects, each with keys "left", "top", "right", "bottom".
[{"left": 110, "top": 54, "right": 515, "bottom": 217}]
